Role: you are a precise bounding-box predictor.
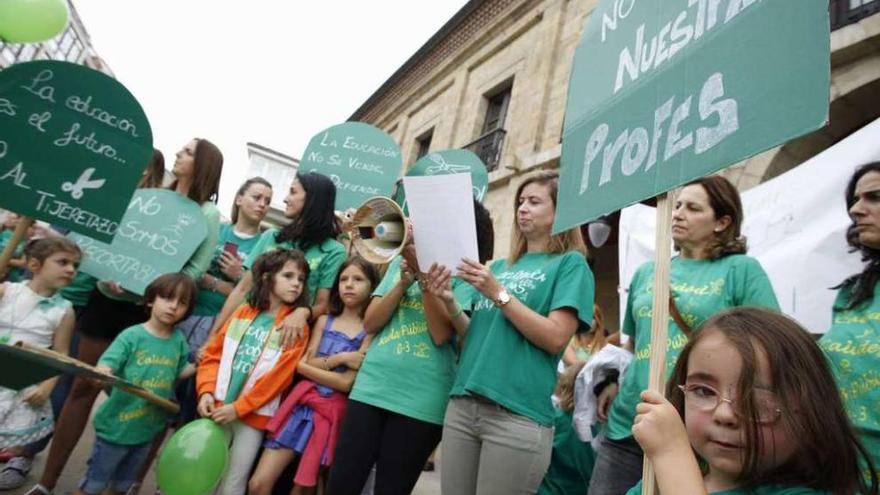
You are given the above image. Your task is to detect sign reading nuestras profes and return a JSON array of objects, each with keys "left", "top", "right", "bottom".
[{"left": 554, "top": 0, "right": 830, "bottom": 233}]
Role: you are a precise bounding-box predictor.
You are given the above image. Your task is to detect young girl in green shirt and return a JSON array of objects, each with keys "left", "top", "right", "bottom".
[{"left": 628, "top": 307, "right": 877, "bottom": 495}]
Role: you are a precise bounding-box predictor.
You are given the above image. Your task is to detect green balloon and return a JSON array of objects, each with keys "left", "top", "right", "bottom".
[
  {"left": 0, "top": 0, "right": 69, "bottom": 43},
  {"left": 157, "top": 419, "right": 230, "bottom": 495}
]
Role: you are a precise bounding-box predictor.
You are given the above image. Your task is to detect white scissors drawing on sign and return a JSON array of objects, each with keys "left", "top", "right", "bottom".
[
  {"left": 61, "top": 168, "right": 106, "bottom": 200},
  {"left": 424, "top": 154, "right": 470, "bottom": 175}
]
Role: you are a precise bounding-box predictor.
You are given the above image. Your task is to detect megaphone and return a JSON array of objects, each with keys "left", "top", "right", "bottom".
[{"left": 348, "top": 196, "right": 409, "bottom": 265}]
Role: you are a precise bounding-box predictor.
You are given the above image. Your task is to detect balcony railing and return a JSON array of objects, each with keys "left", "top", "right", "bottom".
[
  {"left": 464, "top": 128, "right": 507, "bottom": 172},
  {"left": 831, "top": 0, "right": 880, "bottom": 30}
]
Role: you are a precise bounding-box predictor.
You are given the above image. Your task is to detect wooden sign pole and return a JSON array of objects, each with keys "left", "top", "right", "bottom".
[
  {"left": 641, "top": 192, "right": 674, "bottom": 495},
  {"left": 0, "top": 215, "right": 34, "bottom": 276},
  {"left": 14, "top": 343, "right": 180, "bottom": 414}
]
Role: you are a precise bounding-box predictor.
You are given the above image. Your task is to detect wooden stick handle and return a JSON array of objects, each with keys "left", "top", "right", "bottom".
[
  {"left": 17, "top": 342, "right": 181, "bottom": 414},
  {"left": 0, "top": 215, "right": 34, "bottom": 276},
  {"left": 641, "top": 192, "right": 674, "bottom": 495},
  {"left": 114, "top": 382, "right": 180, "bottom": 414}
]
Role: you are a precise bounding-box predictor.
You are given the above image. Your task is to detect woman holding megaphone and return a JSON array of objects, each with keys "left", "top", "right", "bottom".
[
  {"left": 432, "top": 170, "right": 595, "bottom": 495},
  {"left": 210, "top": 171, "right": 346, "bottom": 351},
  {"left": 325, "top": 198, "right": 494, "bottom": 495}
]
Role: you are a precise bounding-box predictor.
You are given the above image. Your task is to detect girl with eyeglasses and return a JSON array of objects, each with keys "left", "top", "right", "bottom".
[
  {"left": 629, "top": 307, "right": 878, "bottom": 494},
  {"left": 591, "top": 175, "right": 780, "bottom": 495}
]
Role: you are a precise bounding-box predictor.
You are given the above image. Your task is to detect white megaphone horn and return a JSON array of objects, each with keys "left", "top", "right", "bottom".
[{"left": 348, "top": 196, "right": 409, "bottom": 265}]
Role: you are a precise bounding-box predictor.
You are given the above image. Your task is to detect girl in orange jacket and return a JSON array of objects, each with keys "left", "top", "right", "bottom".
[{"left": 197, "top": 249, "right": 311, "bottom": 495}]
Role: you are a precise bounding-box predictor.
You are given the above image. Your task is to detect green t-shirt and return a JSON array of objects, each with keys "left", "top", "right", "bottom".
[
  {"left": 607, "top": 255, "right": 779, "bottom": 440},
  {"left": 193, "top": 224, "right": 262, "bottom": 316},
  {"left": 625, "top": 480, "right": 828, "bottom": 494},
  {"left": 820, "top": 283, "right": 880, "bottom": 482},
  {"left": 537, "top": 408, "right": 595, "bottom": 495},
  {"left": 450, "top": 251, "right": 595, "bottom": 426},
  {"left": 94, "top": 324, "right": 188, "bottom": 445},
  {"left": 58, "top": 271, "right": 98, "bottom": 307},
  {"left": 243, "top": 228, "right": 346, "bottom": 306},
  {"left": 349, "top": 256, "right": 475, "bottom": 425},
  {"left": 225, "top": 312, "right": 276, "bottom": 403}
]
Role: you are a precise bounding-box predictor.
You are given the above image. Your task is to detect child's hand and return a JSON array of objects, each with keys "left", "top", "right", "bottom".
[
  {"left": 22, "top": 382, "right": 52, "bottom": 406},
  {"left": 342, "top": 351, "right": 365, "bottom": 370},
  {"left": 211, "top": 404, "right": 238, "bottom": 425},
  {"left": 632, "top": 390, "right": 691, "bottom": 459},
  {"left": 94, "top": 364, "right": 114, "bottom": 376},
  {"left": 197, "top": 393, "right": 216, "bottom": 417}
]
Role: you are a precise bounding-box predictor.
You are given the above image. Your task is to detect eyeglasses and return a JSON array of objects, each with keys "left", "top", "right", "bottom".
[{"left": 678, "top": 383, "right": 783, "bottom": 425}]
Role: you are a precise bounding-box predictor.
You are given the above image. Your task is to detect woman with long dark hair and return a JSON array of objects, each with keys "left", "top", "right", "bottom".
[
  {"left": 820, "top": 161, "right": 880, "bottom": 484},
  {"left": 212, "top": 171, "right": 346, "bottom": 346},
  {"left": 588, "top": 175, "right": 779, "bottom": 495}
]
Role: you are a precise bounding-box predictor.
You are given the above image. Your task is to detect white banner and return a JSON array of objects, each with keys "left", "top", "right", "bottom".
[{"left": 619, "top": 117, "right": 880, "bottom": 333}]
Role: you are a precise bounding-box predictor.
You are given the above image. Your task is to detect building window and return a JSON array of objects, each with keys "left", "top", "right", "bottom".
[
  {"left": 482, "top": 84, "right": 512, "bottom": 133},
  {"left": 415, "top": 129, "right": 433, "bottom": 160},
  {"left": 464, "top": 82, "right": 512, "bottom": 172},
  {"left": 831, "top": 0, "right": 880, "bottom": 30}
]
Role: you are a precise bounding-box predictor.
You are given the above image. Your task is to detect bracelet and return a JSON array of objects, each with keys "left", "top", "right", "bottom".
[
  {"left": 449, "top": 304, "right": 464, "bottom": 319},
  {"left": 209, "top": 276, "right": 218, "bottom": 292}
]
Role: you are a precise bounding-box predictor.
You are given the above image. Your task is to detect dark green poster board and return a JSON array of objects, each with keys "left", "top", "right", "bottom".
[
  {"left": 0, "top": 61, "right": 152, "bottom": 242},
  {"left": 554, "top": 0, "right": 829, "bottom": 233},
  {"left": 299, "top": 122, "right": 401, "bottom": 210}
]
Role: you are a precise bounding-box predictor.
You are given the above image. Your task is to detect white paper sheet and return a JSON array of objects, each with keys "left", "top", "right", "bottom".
[{"left": 403, "top": 173, "right": 478, "bottom": 272}]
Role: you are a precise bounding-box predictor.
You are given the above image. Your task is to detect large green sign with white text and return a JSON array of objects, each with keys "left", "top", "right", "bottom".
[
  {"left": 0, "top": 61, "right": 152, "bottom": 242},
  {"left": 68, "top": 189, "right": 207, "bottom": 295},
  {"left": 394, "top": 149, "right": 489, "bottom": 213},
  {"left": 299, "top": 122, "right": 401, "bottom": 210},
  {"left": 554, "top": 0, "right": 829, "bottom": 233}
]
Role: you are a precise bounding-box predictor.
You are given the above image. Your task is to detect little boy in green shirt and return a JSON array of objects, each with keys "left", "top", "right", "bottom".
[{"left": 71, "top": 274, "right": 198, "bottom": 495}]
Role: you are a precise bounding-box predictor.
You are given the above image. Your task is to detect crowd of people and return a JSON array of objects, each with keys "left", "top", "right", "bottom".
[{"left": 0, "top": 136, "right": 877, "bottom": 495}]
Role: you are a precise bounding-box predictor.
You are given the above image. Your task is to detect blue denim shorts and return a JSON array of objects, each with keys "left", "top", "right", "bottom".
[{"left": 78, "top": 437, "right": 152, "bottom": 495}]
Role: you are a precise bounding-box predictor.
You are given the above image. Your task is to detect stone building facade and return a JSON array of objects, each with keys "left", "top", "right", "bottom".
[{"left": 351, "top": 0, "right": 880, "bottom": 328}]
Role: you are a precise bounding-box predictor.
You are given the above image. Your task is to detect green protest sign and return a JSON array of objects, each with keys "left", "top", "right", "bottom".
[
  {"left": 68, "top": 189, "right": 207, "bottom": 295},
  {"left": 554, "top": 0, "right": 829, "bottom": 233},
  {"left": 0, "top": 61, "right": 152, "bottom": 242},
  {"left": 394, "top": 149, "right": 489, "bottom": 213},
  {"left": 299, "top": 122, "right": 401, "bottom": 210}
]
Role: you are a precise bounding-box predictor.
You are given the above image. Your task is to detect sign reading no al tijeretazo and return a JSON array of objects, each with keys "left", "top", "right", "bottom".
[
  {"left": 298, "top": 122, "right": 401, "bottom": 210},
  {"left": 394, "top": 149, "right": 490, "bottom": 214},
  {"left": 68, "top": 189, "right": 207, "bottom": 295},
  {"left": 554, "top": 0, "right": 829, "bottom": 233},
  {"left": 0, "top": 61, "right": 152, "bottom": 242}
]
